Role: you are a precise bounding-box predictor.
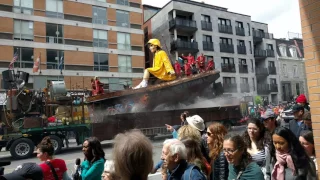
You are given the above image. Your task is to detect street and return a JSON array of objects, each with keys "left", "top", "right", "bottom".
[{"left": 0, "top": 125, "right": 246, "bottom": 178}]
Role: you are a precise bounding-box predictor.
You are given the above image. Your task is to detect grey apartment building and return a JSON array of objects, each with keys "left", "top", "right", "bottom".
[
  {"left": 143, "top": 0, "right": 280, "bottom": 104},
  {"left": 275, "top": 38, "right": 307, "bottom": 102}
]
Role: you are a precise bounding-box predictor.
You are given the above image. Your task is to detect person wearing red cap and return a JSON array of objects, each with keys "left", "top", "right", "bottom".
[{"left": 296, "top": 94, "right": 310, "bottom": 111}]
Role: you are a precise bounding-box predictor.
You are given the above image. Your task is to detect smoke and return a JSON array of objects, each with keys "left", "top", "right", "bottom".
[{"left": 153, "top": 96, "right": 241, "bottom": 111}]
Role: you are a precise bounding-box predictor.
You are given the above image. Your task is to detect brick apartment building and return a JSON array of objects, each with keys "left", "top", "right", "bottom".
[
  {"left": 299, "top": 0, "right": 320, "bottom": 175},
  {"left": 0, "top": 0, "right": 144, "bottom": 91}
]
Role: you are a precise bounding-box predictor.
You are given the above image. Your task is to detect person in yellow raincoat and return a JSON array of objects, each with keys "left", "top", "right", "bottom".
[{"left": 133, "top": 39, "right": 176, "bottom": 89}]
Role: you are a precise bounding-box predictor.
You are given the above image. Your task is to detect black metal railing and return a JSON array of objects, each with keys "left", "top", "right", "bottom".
[
  {"left": 236, "top": 27, "right": 245, "bottom": 36},
  {"left": 169, "top": 18, "right": 197, "bottom": 30},
  {"left": 223, "top": 83, "right": 237, "bottom": 93},
  {"left": 221, "top": 63, "right": 236, "bottom": 73},
  {"left": 270, "top": 84, "right": 278, "bottom": 92},
  {"left": 255, "top": 67, "right": 269, "bottom": 76},
  {"left": 220, "top": 43, "right": 234, "bottom": 53},
  {"left": 171, "top": 40, "right": 198, "bottom": 52},
  {"left": 257, "top": 84, "right": 270, "bottom": 94},
  {"left": 268, "top": 66, "right": 276, "bottom": 75},
  {"left": 254, "top": 49, "right": 267, "bottom": 58},
  {"left": 266, "top": 49, "right": 275, "bottom": 57},
  {"left": 239, "top": 65, "right": 248, "bottom": 73},
  {"left": 240, "top": 83, "right": 250, "bottom": 92},
  {"left": 218, "top": 24, "right": 233, "bottom": 34},
  {"left": 253, "top": 30, "right": 274, "bottom": 39},
  {"left": 203, "top": 41, "right": 214, "bottom": 51},
  {"left": 201, "top": 21, "right": 212, "bottom": 31},
  {"left": 237, "top": 45, "right": 246, "bottom": 54}
]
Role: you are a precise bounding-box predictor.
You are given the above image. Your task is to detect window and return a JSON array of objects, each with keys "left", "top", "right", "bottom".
[
  {"left": 14, "top": 20, "right": 33, "bottom": 41},
  {"left": 116, "top": 10, "right": 129, "bottom": 28},
  {"left": 249, "top": 41, "right": 252, "bottom": 54},
  {"left": 93, "top": 29, "right": 108, "bottom": 48},
  {"left": 241, "top": 77, "right": 248, "bottom": 84},
  {"left": 92, "top": 6, "right": 107, "bottom": 25},
  {"left": 220, "top": 37, "right": 232, "bottom": 45},
  {"left": 46, "top": 49, "right": 64, "bottom": 69},
  {"left": 201, "top": 15, "right": 210, "bottom": 22},
  {"left": 240, "top": 59, "right": 247, "bottom": 65},
  {"left": 117, "top": 0, "right": 129, "bottom": 6},
  {"left": 13, "top": 47, "right": 34, "bottom": 68},
  {"left": 96, "top": 0, "right": 106, "bottom": 2},
  {"left": 270, "top": 78, "right": 277, "bottom": 84},
  {"left": 218, "top": 18, "right": 231, "bottom": 26},
  {"left": 46, "top": 0, "right": 63, "bottom": 18},
  {"left": 13, "top": 0, "right": 33, "bottom": 14},
  {"left": 117, "top": 32, "right": 131, "bottom": 50},
  {"left": 268, "top": 61, "right": 275, "bottom": 67},
  {"left": 237, "top": 40, "right": 245, "bottom": 46},
  {"left": 223, "top": 77, "right": 236, "bottom": 84},
  {"left": 279, "top": 45, "right": 287, "bottom": 56},
  {"left": 247, "top": 23, "right": 251, "bottom": 36},
  {"left": 293, "top": 65, "right": 298, "bottom": 77},
  {"left": 236, "top": 21, "right": 243, "bottom": 28},
  {"left": 290, "top": 47, "right": 298, "bottom": 58},
  {"left": 282, "top": 64, "right": 287, "bottom": 76},
  {"left": 46, "top": 23, "right": 63, "bottom": 44},
  {"left": 94, "top": 53, "right": 108, "bottom": 71},
  {"left": 267, "top": 44, "right": 273, "bottom": 50},
  {"left": 203, "top": 35, "right": 212, "bottom": 42},
  {"left": 118, "top": 55, "right": 132, "bottom": 73},
  {"left": 222, "top": 57, "right": 234, "bottom": 64},
  {"left": 296, "top": 83, "right": 300, "bottom": 95},
  {"left": 109, "top": 78, "right": 132, "bottom": 91}
]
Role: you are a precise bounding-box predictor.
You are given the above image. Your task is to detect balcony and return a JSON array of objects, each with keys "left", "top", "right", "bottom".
[
  {"left": 240, "top": 83, "right": 250, "bottom": 93},
  {"left": 169, "top": 18, "right": 197, "bottom": 32},
  {"left": 218, "top": 24, "right": 233, "bottom": 34},
  {"left": 239, "top": 65, "right": 248, "bottom": 73},
  {"left": 266, "top": 49, "right": 275, "bottom": 57},
  {"left": 236, "top": 27, "right": 245, "bottom": 36},
  {"left": 170, "top": 40, "right": 199, "bottom": 53},
  {"left": 270, "top": 84, "right": 278, "bottom": 92},
  {"left": 220, "top": 43, "right": 234, "bottom": 53},
  {"left": 255, "top": 67, "right": 269, "bottom": 76},
  {"left": 237, "top": 45, "right": 246, "bottom": 55},
  {"left": 223, "top": 83, "right": 237, "bottom": 93},
  {"left": 203, "top": 41, "right": 214, "bottom": 51},
  {"left": 253, "top": 30, "right": 274, "bottom": 44},
  {"left": 46, "top": 36, "right": 64, "bottom": 44},
  {"left": 254, "top": 49, "right": 267, "bottom": 60},
  {"left": 201, "top": 21, "right": 212, "bottom": 31},
  {"left": 257, "top": 84, "right": 270, "bottom": 95},
  {"left": 268, "top": 66, "right": 276, "bottom": 75},
  {"left": 221, "top": 63, "right": 236, "bottom": 73}
]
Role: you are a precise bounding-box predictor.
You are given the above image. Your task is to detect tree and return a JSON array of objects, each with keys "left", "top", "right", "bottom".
[{"left": 255, "top": 96, "right": 262, "bottom": 105}]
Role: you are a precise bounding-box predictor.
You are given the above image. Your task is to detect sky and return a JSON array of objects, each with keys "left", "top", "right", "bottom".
[{"left": 142, "top": 0, "right": 302, "bottom": 39}]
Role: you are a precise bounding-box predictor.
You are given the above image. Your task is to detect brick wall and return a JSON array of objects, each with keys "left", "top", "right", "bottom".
[{"left": 299, "top": 0, "right": 320, "bottom": 176}]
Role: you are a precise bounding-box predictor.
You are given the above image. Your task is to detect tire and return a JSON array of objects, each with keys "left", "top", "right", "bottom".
[
  {"left": 10, "top": 138, "right": 35, "bottom": 159},
  {"left": 48, "top": 135, "right": 63, "bottom": 155}
]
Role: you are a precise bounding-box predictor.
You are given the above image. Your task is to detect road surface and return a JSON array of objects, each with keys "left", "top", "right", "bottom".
[{"left": 0, "top": 125, "right": 246, "bottom": 179}]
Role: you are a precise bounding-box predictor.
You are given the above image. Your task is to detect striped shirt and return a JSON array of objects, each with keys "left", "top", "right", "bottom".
[{"left": 251, "top": 150, "right": 266, "bottom": 167}]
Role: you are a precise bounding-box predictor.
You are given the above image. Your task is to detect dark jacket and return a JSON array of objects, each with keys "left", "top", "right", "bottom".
[
  {"left": 265, "top": 153, "right": 317, "bottom": 180},
  {"left": 288, "top": 119, "right": 310, "bottom": 137},
  {"left": 167, "top": 160, "right": 206, "bottom": 180},
  {"left": 210, "top": 152, "right": 229, "bottom": 180},
  {"left": 228, "top": 162, "right": 264, "bottom": 180}
]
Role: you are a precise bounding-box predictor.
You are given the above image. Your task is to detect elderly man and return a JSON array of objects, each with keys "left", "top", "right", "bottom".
[{"left": 161, "top": 139, "right": 206, "bottom": 180}]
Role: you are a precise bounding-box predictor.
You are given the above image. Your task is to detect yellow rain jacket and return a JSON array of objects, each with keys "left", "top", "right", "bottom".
[{"left": 147, "top": 50, "right": 176, "bottom": 81}]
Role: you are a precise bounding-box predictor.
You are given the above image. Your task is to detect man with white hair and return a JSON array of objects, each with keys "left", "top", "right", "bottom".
[{"left": 161, "top": 139, "right": 206, "bottom": 180}]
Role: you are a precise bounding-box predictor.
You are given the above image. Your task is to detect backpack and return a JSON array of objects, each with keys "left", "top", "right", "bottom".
[{"left": 183, "top": 165, "right": 206, "bottom": 180}]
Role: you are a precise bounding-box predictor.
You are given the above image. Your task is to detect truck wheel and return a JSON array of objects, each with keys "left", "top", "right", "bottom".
[
  {"left": 49, "top": 135, "right": 63, "bottom": 155},
  {"left": 10, "top": 138, "right": 35, "bottom": 159}
]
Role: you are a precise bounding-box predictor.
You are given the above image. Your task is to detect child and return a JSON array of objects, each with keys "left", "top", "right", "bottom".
[
  {"left": 184, "top": 59, "right": 192, "bottom": 76},
  {"left": 206, "top": 58, "right": 215, "bottom": 71},
  {"left": 174, "top": 60, "right": 182, "bottom": 78}
]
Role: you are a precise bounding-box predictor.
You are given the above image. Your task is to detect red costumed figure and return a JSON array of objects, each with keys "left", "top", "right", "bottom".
[
  {"left": 196, "top": 53, "right": 206, "bottom": 73},
  {"left": 184, "top": 59, "right": 192, "bottom": 76},
  {"left": 92, "top": 76, "right": 104, "bottom": 95},
  {"left": 182, "top": 53, "right": 195, "bottom": 65},
  {"left": 174, "top": 60, "right": 182, "bottom": 78},
  {"left": 206, "top": 58, "right": 215, "bottom": 71}
]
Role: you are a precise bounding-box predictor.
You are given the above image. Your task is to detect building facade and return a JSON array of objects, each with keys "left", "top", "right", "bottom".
[
  {"left": 275, "top": 38, "right": 308, "bottom": 102},
  {"left": 143, "top": 0, "right": 280, "bottom": 103},
  {"left": 0, "top": 0, "right": 144, "bottom": 91}
]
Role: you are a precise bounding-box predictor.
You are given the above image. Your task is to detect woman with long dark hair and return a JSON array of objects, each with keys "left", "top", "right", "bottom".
[
  {"left": 223, "top": 134, "right": 264, "bottom": 180},
  {"left": 299, "top": 130, "right": 317, "bottom": 173},
  {"left": 206, "top": 122, "right": 228, "bottom": 180},
  {"left": 266, "top": 127, "right": 317, "bottom": 180},
  {"left": 81, "top": 137, "right": 105, "bottom": 180},
  {"left": 243, "top": 118, "right": 270, "bottom": 176}
]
